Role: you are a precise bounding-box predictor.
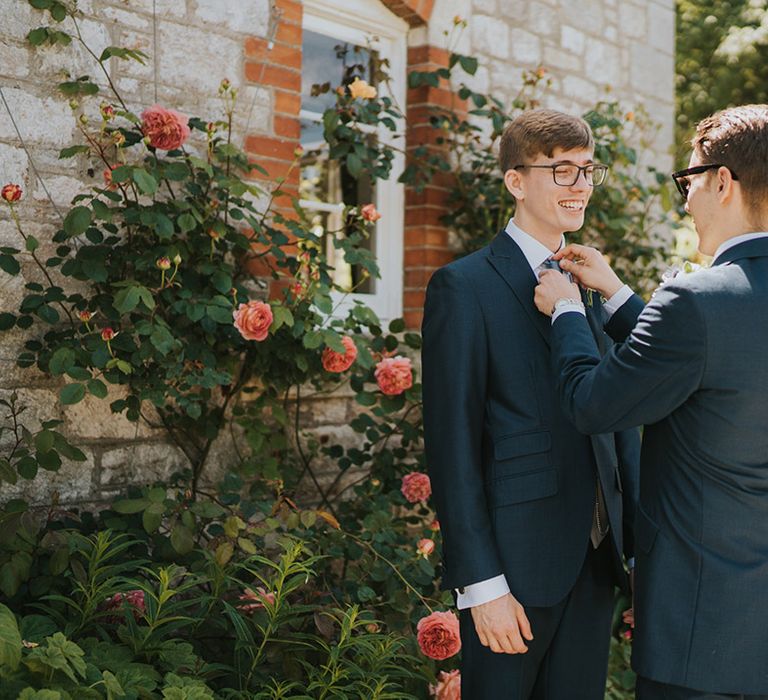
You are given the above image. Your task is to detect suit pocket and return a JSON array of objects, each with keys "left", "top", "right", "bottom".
[
  {"left": 636, "top": 506, "right": 659, "bottom": 554},
  {"left": 493, "top": 430, "right": 551, "bottom": 478},
  {"left": 488, "top": 468, "right": 558, "bottom": 508}
]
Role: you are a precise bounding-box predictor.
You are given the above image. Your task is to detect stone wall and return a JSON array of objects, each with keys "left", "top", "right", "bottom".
[{"left": 0, "top": 0, "right": 675, "bottom": 505}]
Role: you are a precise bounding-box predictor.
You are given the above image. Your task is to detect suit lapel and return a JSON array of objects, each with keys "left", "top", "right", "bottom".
[
  {"left": 487, "top": 231, "right": 551, "bottom": 344},
  {"left": 581, "top": 289, "right": 607, "bottom": 355}
]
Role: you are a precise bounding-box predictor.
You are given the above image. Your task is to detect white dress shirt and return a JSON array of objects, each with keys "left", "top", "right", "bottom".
[
  {"left": 713, "top": 231, "right": 768, "bottom": 261},
  {"left": 456, "top": 219, "right": 630, "bottom": 609}
]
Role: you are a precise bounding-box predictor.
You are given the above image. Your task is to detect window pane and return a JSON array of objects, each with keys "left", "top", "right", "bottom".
[
  {"left": 301, "top": 29, "right": 377, "bottom": 295},
  {"left": 301, "top": 30, "right": 373, "bottom": 114}
]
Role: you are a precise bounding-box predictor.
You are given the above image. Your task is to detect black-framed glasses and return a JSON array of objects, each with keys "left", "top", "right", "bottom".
[
  {"left": 671, "top": 163, "right": 739, "bottom": 200},
  {"left": 513, "top": 162, "right": 609, "bottom": 187}
]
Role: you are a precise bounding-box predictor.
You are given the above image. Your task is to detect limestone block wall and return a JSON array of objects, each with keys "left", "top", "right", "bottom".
[{"left": 0, "top": 0, "right": 676, "bottom": 506}]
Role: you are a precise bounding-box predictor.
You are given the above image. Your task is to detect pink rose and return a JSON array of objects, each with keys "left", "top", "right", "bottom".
[
  {"left": 374, "top": 356, "right": 413, "bottom": 396},
  {"left": 361, "top": 203, "right": 381, "bottom": 222},
  {"left": 430, "top": 669, "right": 461, "bottom": 699},
  {"left": 141, "top": 104, "right": 190, "bottom": 151},
  {"left": 103, "top": 166, "right": 118, "bottom": 191},
  {"left": 401, "top": 471, "right": 431, "bottom": 504},
  {"left": 429, "top": 519, "right": 440, "bottom": 531},
  {"left": 236, "top": 586, "right": 276, "bottom": 614},
  {"left": 417, "top": 611, "right": 461, "bottom": 660},
  {"left": 417, "top": 538, "right": 435, "bottom": 557},
  {"left": 233, "top": 301, "right": 273, "bottom": 341},
  {"left": 322, "top": 336, "right": 358, "bottom": 373}
]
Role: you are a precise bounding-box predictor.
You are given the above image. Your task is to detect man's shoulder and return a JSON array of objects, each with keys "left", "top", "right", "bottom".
[{"left": 432, "top": 246, "right": 492, "bottom": 281}]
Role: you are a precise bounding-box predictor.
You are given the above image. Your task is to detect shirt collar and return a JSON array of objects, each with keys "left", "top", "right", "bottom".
[
  {"left": 504, "top": 218, "right": 565, "bottom": 273},
  {"left": 713, "top": 231, "right": 768, "bottom": 262}
]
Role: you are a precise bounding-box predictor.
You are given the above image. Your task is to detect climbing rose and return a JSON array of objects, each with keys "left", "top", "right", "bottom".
[
  {"left": 101, "top": 327, "right": 117, "bottom": 342},
  {"left": 103, "top": 166, "right": 117, "bottom": 191},
  {"left": 417, "top": 611, "right": 461, "bottom": 660},
  {"left": 156, "top": 256, "right": 171, "bottom": 270},
  {"left": 141, "top": 105, "right": 190, "bottom": 150},
  {"left": 78, "top": 310, "right": 93, "bottom": 323},
  {"left": 233, "top": 301, "right": 273, "bottom": 342},
  {"left": 322, "top": 336, "right": 357, "bottom": 373},
  {"left": 430, "top": 669, "right": 461, "bottom": 699},
  {"left": 361, "top": 203, "right": 381, "bottom": 222},
  {"left": 417, "top": 538, "right": 435, "bottom": 557},
  {"left": 401, "top": 471, "right": 431, "bottom": 503},
  {"left": 374, "top": 356, "right": 412, "bottom": 395},
  {"left": 348, "top": 77, "right": 377, "bottom": 99},
  {"left": 1, "top": 184, "right": 22, "bottom": 203}
]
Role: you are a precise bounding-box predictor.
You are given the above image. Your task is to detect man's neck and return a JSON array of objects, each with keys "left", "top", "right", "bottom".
[{"left": 512, "top": 215, "right": 563, "bottom": 253}]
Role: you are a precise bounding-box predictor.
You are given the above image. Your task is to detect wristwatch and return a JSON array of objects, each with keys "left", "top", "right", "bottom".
[{"left": 551, "top": 297, "right": 585, "bottom": 316}]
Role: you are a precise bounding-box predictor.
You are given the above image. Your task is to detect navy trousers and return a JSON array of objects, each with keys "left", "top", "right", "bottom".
[{"left": 459, "top": 540, "right": 615, "bottom": 699}]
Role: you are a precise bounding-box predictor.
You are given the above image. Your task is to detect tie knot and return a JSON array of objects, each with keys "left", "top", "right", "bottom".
[{"left": 541, "top": 258, "right": 561, "bottom": 271}]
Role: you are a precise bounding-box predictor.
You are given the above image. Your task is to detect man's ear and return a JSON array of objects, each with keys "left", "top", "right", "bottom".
[
  {"left": 504, "top": 169, "right": 524, "bottom": 200},
  {"left": 716, "top": 166, "right": 735, "bottom": 203}
]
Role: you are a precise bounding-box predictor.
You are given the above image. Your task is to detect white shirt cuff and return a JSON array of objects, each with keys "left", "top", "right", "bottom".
[
  {"left": 455, "top": 574, "right": 510, "bottom": 609},
  {"left": 602, "top": 284, "right": 633, "bottom": 319},
  {"left": 551, "top": 303, "right": 586, "bottom": 323}
]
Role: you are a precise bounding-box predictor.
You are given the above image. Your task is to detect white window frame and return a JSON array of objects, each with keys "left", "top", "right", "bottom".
[{"left": 301, "top": 0, "right": 407, "bottom": 324}]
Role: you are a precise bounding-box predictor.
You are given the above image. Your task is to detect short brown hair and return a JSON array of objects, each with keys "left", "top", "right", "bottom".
[
  {"left": 499, "top": 109, "right": 594, "bottom": 173},
  {"left": 692, "top": 104, "right": 768, "bottom": 215}
]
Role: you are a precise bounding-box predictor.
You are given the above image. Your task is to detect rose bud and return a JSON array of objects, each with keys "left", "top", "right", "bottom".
[
  {"left": 1, "top": 184, "right": 22, "bottom": 203},
  {"left": 156, "top": 257, "right": 172, "bottom": 270}
]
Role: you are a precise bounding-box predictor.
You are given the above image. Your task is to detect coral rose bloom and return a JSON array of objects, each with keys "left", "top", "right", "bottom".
[
  {"left": 361, "top": 203, "right": 381, "bottom": 222},
  {"left": 1, "top": 184, "right": 22, "bottom": 203},
  {"left": 417, "top": 611, "right": 461, "bottom": 660},
  {"left": 401, "top": 471, "right": 431, "bottom": 503},
  {"left": 431, "top": 669, "right": 461, "bottom": 699},
  {"left": 141, "top": 105, "right": 191, "bottom": 150},
  {"left": 233, "top": 300, "right": 273, "bottom": 342},
  {"left": 322, "top": 336, "right": 357, "bottom": 373},
  {"left": 417, "top": 538, "right": 435, "bottom": 557},
  {"left": 375, "top": 356, "right": 413, "bottom": 396},
  {"left": 237, "top": 586, "right": 276, "bottom": 614}
]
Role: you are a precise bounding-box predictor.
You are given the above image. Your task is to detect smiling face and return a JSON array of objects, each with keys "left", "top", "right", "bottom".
[{"left": 505, "top": 146, "right": 595, "bottom": 245}]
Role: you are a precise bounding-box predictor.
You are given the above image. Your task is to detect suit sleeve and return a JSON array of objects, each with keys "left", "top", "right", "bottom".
[
  {"left": 615, "top": 426, "right": 640, "bottom": 559},
  {"left": 422, "top": 266, "right": 502, "bottom": 590},
  {"left": 604, "top": 292, "right": 645, "bottom": 343},
  {"left": 551, "top": 283, "right": 706, "bottom": 435}
]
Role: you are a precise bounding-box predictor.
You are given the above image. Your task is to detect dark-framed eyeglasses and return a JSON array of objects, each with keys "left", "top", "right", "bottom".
[
  {"left": 513, "top": 162, "right": 609, "bottom": 187},
  {"left": 671, "top": 163, "right": 739, "bottom": 200}
]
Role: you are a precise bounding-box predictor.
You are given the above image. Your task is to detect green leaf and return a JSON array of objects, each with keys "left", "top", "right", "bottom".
[
  {"left": 49, "top": 347, "right": 75, "bottom": 375},
  {"left": 170, "top": 524, "right": 194, "bottom": 555},
  {"left": 36, "top": 304, "right": 59, "bottom": 324},
  {"left": 113, "top": 286, "right": 141, "bottom": 314},
  {"left": 149, "top": 324, "right": 176, "bottom": 355},
  {"left": 58, "top": 145, "right": 90, "bottom": 159},
  {"left": 25, "top": 236, "right": 40, "bottom": 252},
  {"left": 0, "top": 459, "right": 16, "bottom": 485},
  {"left": 458, "top": 54, "right": 479, "bottom": 75},
  {"left": 154, "top": 213, "right": 174, "bottom": 239},
  {"left": 59, "top": 383, "right": 86, "bottom": 405},
  {"left": 34, "top": 430, "right": 55, "bottom": 454},
  {"left": 112, "top": 498, "right": 150, "bottom": 514},
  {"left": 26, "top": 27, "right": 49, "bottom": 46},
  {"left": 132, "top": 169, "right": 158, "bottom": 195},
  {"left": 346, "top": 152, "right": 362, "bottom": 178},
  {"left": 87, "top": 378, "right": 108, "bottom": 398},
  {"left": 177, "top": 213, "right": 196, "bottom": 233},
  {"left": 91, "top": 199, "right": 112, "bottom": 221},
  {"left": 0, "top": 255, "right": 20, "bottom": 276},
  {"left": 211, "top": 270, "right": 232, "bottom": 294},
  {"left": 271, "top": 305, "right": 294, "bottom": 332},
  {"left": 0, "top": 313, "right": 15, "bottom": 330},
  {"left": 142, "top": 503, "right": 164, "bottom": 533},
  {"left": 388, "top": 318, "right": 405, "bottom": 333},
  {"left": 63, "top": 206, "right": 92, "bottom": 237},
  {"left": 0, "top": 603, "right": 22, "bottom": 671},
  {"left": 110, "top": 165, "right": 132, "bottom": 183}
]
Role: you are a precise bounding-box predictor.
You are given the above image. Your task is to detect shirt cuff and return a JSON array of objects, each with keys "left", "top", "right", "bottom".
[
  {"left": 602, "top": 284, "right": 634, "bottom": 319},
  {"left": 628, "top": 557, "right": 636, "bottom": 569},
  {"left": 456, "top": 574, "right": 510, "bottom": 609},
  {"left": 551, "top": 303, "right": 587, "bottom": 323}
]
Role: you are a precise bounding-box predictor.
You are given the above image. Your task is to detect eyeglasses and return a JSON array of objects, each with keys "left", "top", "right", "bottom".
[
  {"left": 513, "top": 162, "right": 609, "bottom": 187},
  {"left": 671, "top": 163, "right": 739, "bottom": 200}
]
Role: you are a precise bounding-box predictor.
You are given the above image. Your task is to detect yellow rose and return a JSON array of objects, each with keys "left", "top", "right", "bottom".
[{"left": 348, "top": 77, "right": 377, "bottom": 100}]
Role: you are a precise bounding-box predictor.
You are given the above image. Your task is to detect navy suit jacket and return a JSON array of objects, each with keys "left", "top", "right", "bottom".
[
  {"left": 549, "top": 237, "right": 768, "bottom": 692},
  {"left": 422, "top": 231, "right": 640, "bottom": 608}
]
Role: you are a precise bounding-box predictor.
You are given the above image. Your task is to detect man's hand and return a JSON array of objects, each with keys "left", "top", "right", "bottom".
[
  {"left": 552, "top": 244, "right": 624, "bottom": 298},
  {"left": 534, "top": 270, "right": 581, "bottom": 317},
  {"left": 470, "top": 592, "right": 533, "bottom": 654}
]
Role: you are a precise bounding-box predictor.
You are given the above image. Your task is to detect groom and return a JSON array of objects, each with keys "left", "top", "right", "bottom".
[
  {"left": 535, "top": 104, "right": 768, "bottom": 699},
  {"left": 422, "top": 109, "right": 640, "bottom": 699}
]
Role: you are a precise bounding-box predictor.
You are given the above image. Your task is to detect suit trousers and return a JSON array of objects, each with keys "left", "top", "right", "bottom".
[
  {"left": 636, "top": 676, "right": 768, "bottom": 700},
  {"left": 459, "top": 539, "right": 615, "bottom": 700}
]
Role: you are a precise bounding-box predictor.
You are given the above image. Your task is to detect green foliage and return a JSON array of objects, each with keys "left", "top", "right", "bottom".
[{"left": 676, "top": 0, "right": 768, "bottom": 166}]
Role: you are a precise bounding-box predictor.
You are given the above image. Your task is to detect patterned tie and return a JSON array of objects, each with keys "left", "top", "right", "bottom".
[{"left": 540, "top": 257, "right": 574, "bottom": 282}]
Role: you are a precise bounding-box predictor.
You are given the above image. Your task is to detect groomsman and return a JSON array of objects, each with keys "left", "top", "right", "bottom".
[
  {"left": 422, "top": 109, "right": 640, "bottom": 699},
  {"left": 535, "top": 104, "right": 768, "bottom": 700}
]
